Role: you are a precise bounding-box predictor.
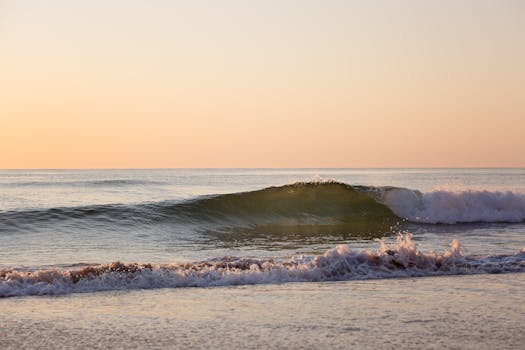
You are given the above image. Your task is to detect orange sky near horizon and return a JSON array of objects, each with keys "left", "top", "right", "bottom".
[{"left": 1, "top": 0, "right": 524, "bottom": 168}]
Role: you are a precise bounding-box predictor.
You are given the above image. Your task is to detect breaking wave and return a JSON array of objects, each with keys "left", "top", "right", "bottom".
[
  {"left": 2, "top": 233, "right": 524, "bottom": 297},
  {"left": 1, "top": 182, "right": 524, "bottom": 236},
  {"left": 375, "top": 187, "right": 525, "bottom": 224}
]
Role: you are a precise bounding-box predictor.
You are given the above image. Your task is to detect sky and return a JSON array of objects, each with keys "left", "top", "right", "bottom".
[{"left": 1, "top": 0, "right": 524, "bottom": 168}]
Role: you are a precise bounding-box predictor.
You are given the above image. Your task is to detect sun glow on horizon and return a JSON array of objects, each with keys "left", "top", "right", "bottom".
[{"left": 1, "top": 0, "right": 524, "bottom": 168}]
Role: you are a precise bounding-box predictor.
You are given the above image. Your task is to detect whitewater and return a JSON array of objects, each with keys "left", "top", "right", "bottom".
[
  {"left": 2, "top": 233, "right": 525, "bottom": 297},
  {"left": 381, "top": 187, "right": 525, "bottom": 224}
]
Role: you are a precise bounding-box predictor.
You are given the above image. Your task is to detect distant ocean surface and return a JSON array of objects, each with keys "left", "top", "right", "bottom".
[{"left": 2, "top": 169, "right": 525, "bottom": 349}]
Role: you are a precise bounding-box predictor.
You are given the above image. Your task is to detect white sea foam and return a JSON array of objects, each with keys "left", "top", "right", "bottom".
[
  {"left": 383, "top": 189, "right": 525, "bottom": 224},
  {"left": 310, "top": 175, "right": 337, "bottom": 184},
  {"left": 1, "top": 234, "right": 524, "bottom": 298}
]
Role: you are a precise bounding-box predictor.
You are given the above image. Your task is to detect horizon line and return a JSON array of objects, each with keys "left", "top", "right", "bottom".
[{"left": 1, "top": 166, "right": 525, "bottom": 171}]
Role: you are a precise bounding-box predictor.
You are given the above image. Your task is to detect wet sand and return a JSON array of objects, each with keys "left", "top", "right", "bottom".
[{"left": 2, "top": 273, "right": 524, "bottom": 350}]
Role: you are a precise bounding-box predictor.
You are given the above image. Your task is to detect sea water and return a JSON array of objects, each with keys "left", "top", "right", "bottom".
[{"left": 1, "top": 169, "right": 524, "bottom": 348}]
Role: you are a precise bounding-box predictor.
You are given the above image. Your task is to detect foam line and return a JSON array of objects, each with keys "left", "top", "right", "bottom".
[{"left": 2, "top": 234, "right": 524, "bottom": 298}]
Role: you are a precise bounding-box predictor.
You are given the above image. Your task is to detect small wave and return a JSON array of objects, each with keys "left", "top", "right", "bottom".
[
  {"left": 0, "top": 179, "right": 163, "bottom": 187},
  {"left": 379, "top": 188, "right": 525, "bottom": 224},
  {"left": 1, "top": 233, "right": 524, "bottom": 297}
]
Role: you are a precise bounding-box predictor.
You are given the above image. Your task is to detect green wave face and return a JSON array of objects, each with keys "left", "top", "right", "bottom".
[
  {"left": 179, "top": 182, "right": 399, "bottom": 238},
  {"left": 0, "top": 182, "right": 400, "bottom": 240}
]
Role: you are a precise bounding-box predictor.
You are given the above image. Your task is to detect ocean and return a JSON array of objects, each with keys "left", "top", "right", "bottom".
[{"left": 1, "top": 168, "right": 525, "bottom": 349}]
